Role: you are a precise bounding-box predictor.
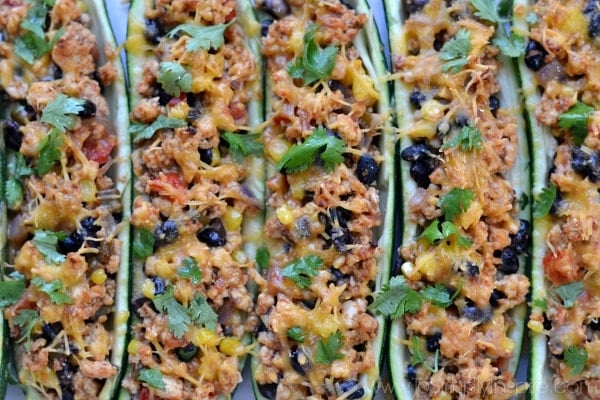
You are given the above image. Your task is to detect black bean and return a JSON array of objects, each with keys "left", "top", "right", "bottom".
[
  {"left": 155, "top": 86, "right": 171, "bottom": 106},
  {"left": 4, "top": 119, "right": 23, "bottom": 151},
  {"left": 589, "top": 318, "right": 600, "bottom": 330},
  {"left": 455, "top": 114, "right": 469, "bottom": 127},
  {"left": 433, "top": 30, "right": 447, "bottom": 51},
  {"left": 356, "top": 155, "right": 379, "bottom": 185},
  {"left": 261, "top": 18, "right": 273, "bottom": 37},
  {"left": 571, "top": 146, "right": 600, "bottom": 182},
  {"left": 329, "top": 268, "right": 345, "bottom": 285},
  {"left": 426, "top": 332, "right": 442, "bottom": 352},
  {"left": 589, "top": 12, "right": 600, "bottom": 38},
  {"left": 409, "top": 90, "right": 426, "bottom": 109},
  {"left": 585, "top": 0, "right": 598, "bottom": 13},
  {"left": 60, "top": 384, "right": 75, "bottom": 400},
  {"left": 463, "top": 301, "right": 492, "bottom": 322},
  {"left": 551, "top": 190, "right": 568, "bottom": 216},
  {"left": 187, "top": 94, "right": 204, "bottom": 121},
  {"left": 56, "top": 357, "right": 76, "bottom": 387},
  {"left": 466, "top": 262, "right": 479, "bottom": 277},
  {"left": 177, "top": 343, "right": 199, "bottom": 361},
  {"left": 410, "top": 161, "right": 434, "bottom": 188},
  {"left": 301, "top": 298, "right": 316, "bottom": 309},
  {"left": 489, "top": 95, "right": 500, "bottom": 116},
  {"left": 400, "top": 143, "right": 432, "bottom": 162},
  {"left": 81, "top": 216, "right": 101, "bottom": 236},
  {"left": 42, "top": 322, "right": 63, "bottom": 342},
  {"left": 131, "top": 295, "right": 155, "bottom": 318},
  {"left": 257, "top": 383, "right": 278, "bottom": 400},
  {"left": 498, "top": 247, "right": 519, "bottom": 274},
  {"left": 295, "top": 216, "right": 312, "bottom": 239},
  {"left": 77, "top": 100, "right": 96, "bottom": 118},
  {"left": 58, "top": 231, "right": 84, "bottom": 254},
  {"left": 543, "top": 313, "right": 552, "bottom": 330},
  {"left": 152, "top": 276, "right": 166, "bottom": 296},
  {"left": 154, "top": 219, "right": 179, "bottom": 247},
  {"left": 289, "top": 347, "right": 308, "bottom": 375},
  {"left": 406, "top": 364, "right": 418, "bottom": 384},
  {"left": 525, "top": 40, "right": 547, "bottom": 71},
  {"left": 404, "top": 0, "right": 428, "bottom": 14},
  {"left": 197, "top": 219, "right": 226, "bottom": 247},
  {"left": 338, "top": 380, "right": 364, "bottom": 399},
  {"left": 144, "top": 19, "right": 162, "bottom": 45},
  {"left": 262, "top": 0, "right": 290, "bottom": 18},
  {"left": 511, "top": 219, "right": 530, "bottom": 255},
  {"left": 199, "top": 148, "right": 213, "bottom": 165},
  {"left": 489, "top": 289, "right": 506, "bottom": 308}
]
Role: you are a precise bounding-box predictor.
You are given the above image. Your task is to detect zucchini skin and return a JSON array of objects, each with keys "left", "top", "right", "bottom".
[
  {"left": 0, "top": 0, "right": 131, "bottom": 398},
  {"left": 1, "top": 95, "right": 8, "bottom": 400},
  {"left": 252, "top": 0, "right": 393, "bottom": 398},
  {"left": 121, "top": 0, "right": 263, "bottom": 398},
  {"left": 385, "top": 0, "right": 530, "bottom": 398}
]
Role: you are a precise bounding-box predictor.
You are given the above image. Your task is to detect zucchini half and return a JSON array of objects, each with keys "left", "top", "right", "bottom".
[
  {"left": 121, "top": 0, "right": 263, "bottom": 398},
  {"left": 0, "top": 0, "right": 130, "bottom": 398},
  {"left": 385, "top": 0, "right": 530, "bottom": 398},
  {"left": 251, "top": 0, "right": 393, "bottom": 398},
  {"left": 516, "top": 1, "right": 600, "bottom": 398},
  {"left": 1, "top": 94, "right": 8, "bottom": 399}
]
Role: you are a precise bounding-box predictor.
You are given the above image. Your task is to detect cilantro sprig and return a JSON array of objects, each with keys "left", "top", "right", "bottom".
[
  {"left": 564, "top": 346, "right": 588, "bottom": 376},
  {"left": 287, "top": 24, "right": 339, "bottom": 86},
  {"left": 37, "top": 129, "right": 64, "bottom": 174},
  {"left": 41, "top": 94, "right": 87, "bottom": 133},
  {"left": 14, "top": 310, "right": 41, "bottom": 351},
  {"left": 469, "top": 0, "right": 526, "bottom": 57},
  {"left": 440, "top": 29, "right": 472, "bottom": 73},
  {"left": 138, "top": 368, "right": 166, "bottom": 390},
  {"left": 130, "top": 115, "right": 187, "bottom": 143},
  {"left": 418, "top": 219, "right": 473, "bottom": 248},
  {"left": 256, "top": 246, "right": 270, "bottom": 271},
  {"left": 157, "top": 62, "right": 192, "bottom": 97},
  {"left": 280, "top": 255, "right": 323, "bottom": 289},
  {"left": 167, "top": 21, "right": 233, "bottom": 53},
  {"left": 5, "top": 152, "right": 33, "bottom": 209},
  {"left": 14, "top": 0, "right": 65, "bottom": 64},
  {"left": 532, "top": 184, "right": 556, "bottom": 218},
  {"left": 32, "top": 230, "right": 68, "bottom": 264},
  {"left": 277, "top": 126, "right": 345, "bottom": 174},
  {"left": 222, "top": 132, "right": 263, "bottom": 162},
  {"left": 177, "top": 257, "right": 203, "bottom": 285},
  {"left": 0, "top": 279, "right": 26, "bottom": 307},
  {"left": 410, "top": 336, "right": 440, "bottom": 372},
  {"left": 315, "top": 331, "right": 345, "bottom": 364},
  {"left": 286, "top": 326, "right": 306, "bottom": 343},
  {"left": 439, "top": 188, "right": 475, "bottom": 221},
  {"left": 133, "top": 229, "right": 155, "bottom": 259},
  {"left": 153, "top": 287, "right": 218, "bottom": 338},
  {"left": 555, "top": 281, "right": 584, "bottom": 308},
  {"left": 31, "top": 277, "right": 73, "bottom": 305},
  {"left": 441, "top": 124, "right": 483, "bottom": 151},
  {"left": 558, "top": 102, "right": 595, "bottom": 145}
]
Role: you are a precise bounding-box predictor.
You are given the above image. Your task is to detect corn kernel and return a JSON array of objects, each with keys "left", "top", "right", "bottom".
[
  {"left": 141, "top": 279, "right": 155, "bottom": 299},
  {"left": 276, "top": 205, "right": 294, "bottom": 226},
  {"left": 90, "top": 269, "right": 107, "bottom": 285},
  {"left": 266, "top": 137, "right": 290, "bottom": 162},
  {"left": 219, "top": 337, "right": 244, "bottom": 356},
  {"left": 80, "top": 180, "right": 96, "bottom": 202},
  {"left": 168, "top": 101, "right": 190, "bottom": 120},
  {"left": 421, "top": 100, "right": 445, "bottom": 122},
  {"left": 528, "top": 320, "right": 544, "bottom": 334},
  {"left": 223, "top": 207, "right": 243, "bottom": 231},
  {"left": 232, "top": 250, "right": 247, "bottom": 263},
  {"left": 211, "top": 147, "right": 221, "bottom": 167},
  {"left": 501, "top": 337, "right": 515, "bottom": 352},
  {"left": 127, "top": 339, "right": 141, "bottom": 355},
  {"left": 192, "top": 327, "right": 220, "bottom": 347}
]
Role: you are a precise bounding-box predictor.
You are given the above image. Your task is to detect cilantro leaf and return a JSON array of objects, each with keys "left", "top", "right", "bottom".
[
  {"left": 280, "top": 255, "right": 323, "bottom": 289},
  {"left": 315, "top": 331, "right": 344, "bottom": 364},
  {"left": 37, "top": 129, "right": 64, "bottom": 174},
  {"left": 0, "top": 280, "right": 26, "bottom": 307},
  {"left": 555, "top": 281, "right": 584, "bottom": 308},
  {"left": 287, "top": 24, "right": 339, "bottom": 85},
  {"left": 369, "top": 275, "right": 423, "bottom": 318},
  {"left": 31, "top": 277, "right": 73, "bottom": 305},
  {"left": 442, "top": 124, "right": 483, "bottom": 151},
  {"left": 167, "top": 21, "right": 233, "bottom": 53},
  {"left": 564, "top": 346, "right": 588, "bottom": 376},
  {"left": 532, "top": 298, "right": 547, "bottom": 311},
  {"left": 5, "top": 178, "right": 24, "bottom": 210},
  {"left": 157, "top": 62, "right": 192, "bottom": 97},
  {"left": 439, "top": 188, "right": 475, "bottom": 221},
  {"left": 138, "top": 368, "right": 166, "bottom": 391},
  {"left": 470, "top": 0, "right": 503, "bottom": 23},
  {"left": 418, "top": 220, "right": 473, "bottom": 248},
  {"left": 421, "top": 284, "right": 453, "bottom": 308},
  {"left": 133, "top": 229, "right": 155, "bottom": 259},
  {"left": 32, "top": 230, "right": 68, "bottom": 264},
  {"left": 276, "top": 126, "right": 345, "bottom": 174},
  {"left": 14, "top": 0, "right": 64, "bottom": 66},
  {"left": 41, "top": 94, "right": 86, "bottom": 133},
  {"left": 130, "top": 115, "right": 187, "bottom": 143},
  {"left": 8, "top": 152, "right": 34, "bottom": 178},
  {"left": 493, "top": 33, "right": 526, "bottom": 57},
  {"left": 153, "top": 287, "right": 192, "bottom": 338},
  {"left": 188, "top": 294, "right": 218, "bottom": 331},
  {"left": 286, "top": 326, "right": 306, "bottom": 343},
  {"left": 410, "top": 336, "right": 427, "bottom": 366},
  {"left": 558, "top": 102, "right": 595, "bottom": 145},
  {"left": 222, "top": 132, "right": 263, "bottom": 163},
  {"left": 14, "top": 310, "right": 41, "bottom": 351},
  {"left": 256, "top": 246, "right": 270, "bottom": 271},
  {"left": 532, "top": 184, "right": 556, "bottom": 218},
  {"left": 177, "top": 257, "right": 203, "bottom": 285},
  {"left": 440, "top": 29, "right": 471, "bottom": 73}
]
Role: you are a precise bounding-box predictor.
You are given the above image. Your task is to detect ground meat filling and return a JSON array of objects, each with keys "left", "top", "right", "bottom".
[
  {"left": 123, "top": 1, "right": 260, "bottom": 399},
  {"left": 1, "top": 0, "right": 122, "bottom": 398},
  {"left": 393, "top": 0, "right": 529, "bottom": 399},
  {"left": 255, "top": 1, "right": 384, "bottom": 399},
  {"left": 525, "top": 0, "right": 600, "bottom": 397}
]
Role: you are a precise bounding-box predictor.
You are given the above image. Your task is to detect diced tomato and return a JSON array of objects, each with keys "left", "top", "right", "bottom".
[
  {"left": 139, "top": 387, "right": 150, "bottom": 400},
  {"left": 147, "top": 172, "right": 186, "bottom": 203},
  {"left": 225, "top": 8, "right": 236, "bottom": 22},
  {"left": 168, "top": 93, "right": 186, "bottom": 107},
  {"left": 83, "top": 134, "right": 116, "bottom": 164},
  {"left": 543, "top": 248, "right": 583, "bottom": 286}
]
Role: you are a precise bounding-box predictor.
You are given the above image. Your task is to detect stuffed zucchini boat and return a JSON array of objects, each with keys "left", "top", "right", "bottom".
[
  {"left": 517, "top": 0, "right": 600, "bottom": 398},
  {"left": 0, "top": 0, "right": 130, "bottom": 398},
  {"left": 121, "top": 0, "right": 263, "bottom": 398},
  {"left": 382, "top": 0, "right": 530, "bottom": 398},
  {"left": 252, "top": 0, "right": 393, "bottom": 398}
]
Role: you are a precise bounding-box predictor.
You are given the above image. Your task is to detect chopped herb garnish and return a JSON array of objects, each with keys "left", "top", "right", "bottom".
[
  {"left": 555, "top": 281, "right": 584, "bottom": 308},
  {"left": 130, "top": 115, "right": 187, "bottom": 143},
  {"left": 286, "top": 326, "right": 306, "bottom": 343},
  {"left": 532, "top": 184, "right": 556, "bottom": 218},
  {"left": 153, "top": 287, "right": 218, "bottom": 338},
  {"left": 256, "top": 246, "right": 270, "bottom": 271},
  {"left": 222, "top": 132, "right": 263, "bottom": 162},
  {"left": 287, "top": 24, "right": 339, "bottom": 85},
  {"left": 440, "top": 29, "right": 471, "bottom": 73},
  {"left": 157, "top": 62, "right": 192, "bottom": 97},
  {"left": 14, "top": 310, "right": 41, "bottom": 351},
  {"left": 138, "top": 368, "right": 166, "bottom": 391},
  {"left": 41, "top": 94, "right": 86, "bottom": 133},
  {"left": 133, "top": 229, "right": 155, "bottom": 259},
  {"left": 32, "top": 230, "right": 68, "bottom": 264},
  {"left": 280, "top": 255, "right": 323, "bottom": 289},
  {"left": 4, "top": 153, "right": 33, "bottom": 208},
  {"left": 421, "top": 284, "right": 455, "bottom": 308},
  {"left": 0, "top": 280, "right": 26, "bottom": 307},
  {"left": 493, "top": 33, "right": 526, "bottom": 58},
  {"left": 37, "top": 129, "right": 64, "bottom": 174},
  {"left": 441, "top": 124, "right": 483, "bottom": 151},
  {"left": 439, "top": 188, "right": 475, "bottom": 221},
  {"left": 276, "top": 126, "right": 345, "bottom": 174},
  {"left": 470, "top": 0, "right": 503, "bottom": 23},
  {"left": 167, "top": 21, "right": 233, "bottom": 53},
  {"left": 31, "top": 277, "right": 73, "bottom": 305},
  {"left": 315, "top": 331, "right": 344, "bottom": 364},
  {"left": 410, "top": 336, "right": 427, "bottom": 366},
  {"left": 188, "top": 293, "right": 218, "bottom": 331},
  {"left": 369, "top": 276, "right": 423, "bottom": 318},
  {"left": 558, "top": 102, "right": 595, "bottom": 145},
  {"left": 564, "top": 346, "right": 588, "bottom": 376},
  {"left": 418, "top": 219, "right": 473, "bottom": 248},
  {"left": 177, "top": 257, "right": 203, "bottom": 285},
  {"left": 14, "top": 1, "right": 64, "bottom": 64}
]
